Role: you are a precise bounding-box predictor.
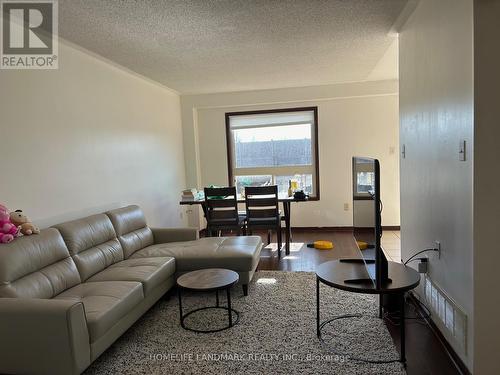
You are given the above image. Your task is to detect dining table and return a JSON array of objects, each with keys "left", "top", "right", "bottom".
[{"left": 179, "top": 194, "right": 309, "bottom": 255}]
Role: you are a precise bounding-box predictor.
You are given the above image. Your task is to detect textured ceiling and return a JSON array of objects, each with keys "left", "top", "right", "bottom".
[{"left": 58, "top": 0, "right": 407, "bottom": 94}]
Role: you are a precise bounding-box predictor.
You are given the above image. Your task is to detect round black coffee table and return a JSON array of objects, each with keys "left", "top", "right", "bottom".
[
  {"left": 177, "top": 268, "right": 240, "bottom": 333},
  {"left": 316, "top": 259, "right": 420, "bottom": 364}
]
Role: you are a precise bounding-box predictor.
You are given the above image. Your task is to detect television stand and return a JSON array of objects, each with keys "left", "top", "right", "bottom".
[{"left": 316, "top": 260, "right": 420, "bottom": 363}]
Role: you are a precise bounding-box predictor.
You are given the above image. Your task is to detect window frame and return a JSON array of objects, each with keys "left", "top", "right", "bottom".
[{"left": 225, "top": 106, "right": 320, "bottom": 200}]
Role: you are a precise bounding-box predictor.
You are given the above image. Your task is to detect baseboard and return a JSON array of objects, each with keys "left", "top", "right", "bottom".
[{"left": 408, "top": 292, "right": 471, "bottom": 375}]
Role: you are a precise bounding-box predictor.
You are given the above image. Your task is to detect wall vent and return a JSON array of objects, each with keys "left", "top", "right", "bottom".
[{"left": 423, "top": 276, "right": 467, "bottom": 355}]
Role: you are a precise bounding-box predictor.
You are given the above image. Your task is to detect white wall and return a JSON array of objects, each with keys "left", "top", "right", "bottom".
[
  {"left": 399, "top": 0, "right": 473, "bottom": 369},
  {"left": 181, "top": 80, "right": 400, "bottom": 229},
  {"left": 473, "top": 1, "right": 500, "bottom": 373},
  {"left": 0, "top": 39, "right": 187, "bottom": 228}
]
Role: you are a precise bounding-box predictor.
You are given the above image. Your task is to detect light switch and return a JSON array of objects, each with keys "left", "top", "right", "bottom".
[{"left": 459, "top": 140, "right": 466, "bottom": 161}]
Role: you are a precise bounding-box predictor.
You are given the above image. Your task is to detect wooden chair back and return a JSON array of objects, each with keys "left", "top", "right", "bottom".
[
  {"left": 244, "top": 185, "right": 280, "bottom": 227},
  {"left": 204, "top": 186, "right": 239, "bottom": 228}
]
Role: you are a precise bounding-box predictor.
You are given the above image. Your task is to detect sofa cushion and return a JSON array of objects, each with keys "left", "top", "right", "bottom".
[
  {"left": 54, "top": 214, "right": 124, "bottom": 281},
  {"left": 0, "top": 228, "right": 81, "bottom": 298},
  {"left": 106, "top": 205, "right": 154, "bottom": 258},
  {"left": 54, "top": 281, "right": 143, "bottom": 342},
  {"left": 130, "top": 236, "right": 263, "bottom": 272},
  {"left": 87, "top": 257, "right": 175, "bottom": 295}
]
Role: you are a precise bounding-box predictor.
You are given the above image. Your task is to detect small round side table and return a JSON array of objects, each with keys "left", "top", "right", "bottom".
[{"left": 177, "top": 268, "right": 240, "bottom": 333}]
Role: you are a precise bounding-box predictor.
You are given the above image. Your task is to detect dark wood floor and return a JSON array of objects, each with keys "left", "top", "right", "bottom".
[{"left": 251, "top": 229, "right": 461, "bottom": 375}]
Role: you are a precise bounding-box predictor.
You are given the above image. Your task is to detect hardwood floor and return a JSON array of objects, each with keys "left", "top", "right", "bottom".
[
  {"left": 257, "top": 229, "right": 360, "bottom": 271},
  {"left": 257, "top": 229, "right": 403, "bottom": 270},
  {"left": 251, "top": 229, "right": 461, "bottom": 375}
]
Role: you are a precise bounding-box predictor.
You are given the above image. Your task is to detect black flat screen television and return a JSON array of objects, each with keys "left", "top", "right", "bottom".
[{"left": 352, "top": 156, "right": 389, "bottom": 288}]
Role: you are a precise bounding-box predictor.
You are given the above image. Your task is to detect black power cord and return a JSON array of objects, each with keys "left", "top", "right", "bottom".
[
  {"left": 383, "top": 293, "right": 432, "bottom": 327},
  {"left": 403, "top": 248, "right": 439, "bottom": 265},
  {"left": 405, "top": 257, "right": 427, "bottom": 265}
]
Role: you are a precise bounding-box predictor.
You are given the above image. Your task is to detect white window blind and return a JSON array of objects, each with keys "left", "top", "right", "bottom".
[{"left": 226, "top": 108, "right": 319, "bottom": 198}]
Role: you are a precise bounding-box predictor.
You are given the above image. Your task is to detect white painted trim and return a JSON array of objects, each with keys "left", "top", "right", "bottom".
[
  {"left": 193, "top": 92, "right": 398, "bottom": 111},
  {"left": 182, "top": 80, "right": 398, "bottom": 110}
]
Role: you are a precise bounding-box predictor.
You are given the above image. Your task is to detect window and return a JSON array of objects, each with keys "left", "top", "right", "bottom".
[{"left": 225, "top": 107, "right": 319, "bottom": 199}]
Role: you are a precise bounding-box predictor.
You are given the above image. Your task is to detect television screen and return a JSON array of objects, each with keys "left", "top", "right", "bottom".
[
  {"left": 352, "top": 156, "right": 388, "bottom": 287},
  {"left": 352, "top": 157, "right": 377, "bottom": 252}
]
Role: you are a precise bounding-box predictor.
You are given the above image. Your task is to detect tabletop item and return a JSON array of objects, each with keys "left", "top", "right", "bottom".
[
  {"left": 293, "top": 190, "right": 308, "bottom": 200},
  {"left": 181, "top": 188, "right": 204, "bottom": 201},
  {"left": 288, "top": 179, "right": 299, "bottom": 197}
]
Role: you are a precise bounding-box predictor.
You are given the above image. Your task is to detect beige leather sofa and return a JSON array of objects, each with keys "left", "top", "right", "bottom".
[{"left": 0, "top": 205, "right": 262, "bottom": 375}]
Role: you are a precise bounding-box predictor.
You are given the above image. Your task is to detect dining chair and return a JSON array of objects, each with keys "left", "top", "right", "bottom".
[
  {"left": 244, "top": 185, "right": 282, "bottom": 258},
  {"left": 204, "top": 186, "right": 246, "bottom": 237}
]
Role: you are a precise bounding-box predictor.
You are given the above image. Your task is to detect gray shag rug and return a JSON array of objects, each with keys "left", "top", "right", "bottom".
[{"left": 85, "top": 271, "right": 405, "bottom": 375}]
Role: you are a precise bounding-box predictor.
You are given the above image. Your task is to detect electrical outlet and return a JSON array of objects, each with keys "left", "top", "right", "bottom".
[
  {"left": 343, "top": 203, "right": 349, "bottom": 211},
  {"left": 435, "top": 241, "right": 441, "bottom": 259}
]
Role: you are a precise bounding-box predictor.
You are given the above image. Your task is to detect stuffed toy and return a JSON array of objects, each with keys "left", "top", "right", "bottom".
[
  {"left": 10, "top": 209, "right": 40, "bottom": 236},
  {"left": 0, "top": 204, "right": 19, "bottom": 244}
]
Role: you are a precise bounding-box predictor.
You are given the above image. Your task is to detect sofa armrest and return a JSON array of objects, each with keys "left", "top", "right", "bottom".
[
  {"left": 151, "top": 227, "right": 199, "bottom": 244},
  {"left": 0, "top": 298, "right": 90, "bottom": 375}
]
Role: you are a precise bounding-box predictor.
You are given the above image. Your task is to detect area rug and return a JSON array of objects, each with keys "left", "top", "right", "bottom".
[{"left": 85, "top": 271, "right": 405, "bottom": 375}]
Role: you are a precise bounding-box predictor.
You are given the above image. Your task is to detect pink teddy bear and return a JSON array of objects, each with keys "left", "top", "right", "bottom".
[{"left": 0, "top": 204, "right": 19, "bottom": 244}]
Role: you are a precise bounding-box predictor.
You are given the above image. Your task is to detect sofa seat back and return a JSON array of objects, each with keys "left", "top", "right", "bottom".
[
  {"left": 0, "top": 228, "right": 81, "bottom": 298},
  {"left": 54, "top": 214, "right": 124, "bottom": 282},
  {"left": 106, "top": 205, "right": 154, "bottom": 258}
]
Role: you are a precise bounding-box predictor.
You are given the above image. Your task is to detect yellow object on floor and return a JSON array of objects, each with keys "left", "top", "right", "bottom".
[
  {"left": 356, "top": 241, "right": 368, "bottom": 250},
  {"left": 313, "top": 240, "right": 334, "bottom": 250}
]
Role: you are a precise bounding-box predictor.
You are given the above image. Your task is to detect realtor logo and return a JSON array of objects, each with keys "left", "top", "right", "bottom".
[{"left": 1, "top": 0, "right": 58, "bottom": 69}]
